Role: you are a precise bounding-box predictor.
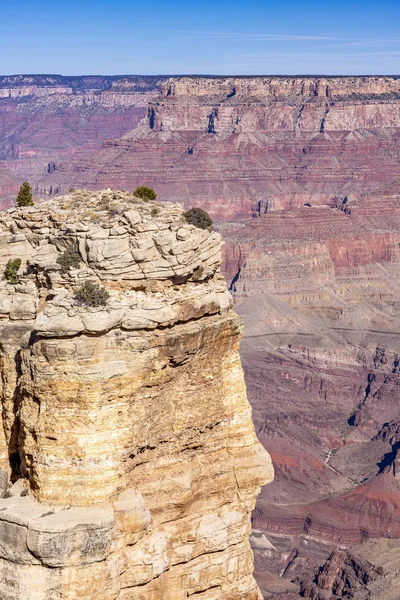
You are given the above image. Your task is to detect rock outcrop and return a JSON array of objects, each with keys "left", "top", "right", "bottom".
[
  {"left": 4, "top": 74, "right": 400, "bottom": 597},
  {"left": 223, "top": 198, "right": 400, "bottom": 596},
  {"left": 0, "top": 190, "right": 272, "bottom": 599},
  {"left": 300, "top": 538, "right": 400, "bottom": 600}
]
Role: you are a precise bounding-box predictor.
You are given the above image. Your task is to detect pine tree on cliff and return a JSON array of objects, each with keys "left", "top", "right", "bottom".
[{"left": 16, "top": 181, "right": 34, "bottom": 207}]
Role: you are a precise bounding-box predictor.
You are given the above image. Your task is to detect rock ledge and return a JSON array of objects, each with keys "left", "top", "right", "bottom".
[{"left": 0, "top": 190, "right": 273, "bottom": 600}]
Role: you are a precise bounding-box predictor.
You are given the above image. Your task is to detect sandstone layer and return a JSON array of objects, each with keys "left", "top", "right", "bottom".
[
  {"left": 41, "top": 75, "right": 400, "bottom": 220},
  {"left": 0, "top": 189, "right": 272, "bottom": 599},
  {"left": 0, "top": 75, "right": 163, "bottom": 207}
]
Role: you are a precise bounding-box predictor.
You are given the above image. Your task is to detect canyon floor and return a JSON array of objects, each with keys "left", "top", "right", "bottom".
[{"left": 2, "top": 74, "right": 400, "bottom": 598}]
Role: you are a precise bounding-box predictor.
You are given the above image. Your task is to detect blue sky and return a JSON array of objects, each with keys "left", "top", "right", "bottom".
[{"left": 1, "top": 0, "right": 400, "bottom": 75}]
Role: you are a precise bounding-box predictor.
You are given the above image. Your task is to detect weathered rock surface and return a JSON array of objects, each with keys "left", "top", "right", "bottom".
[
  {"left": 0, "top": 75, "right": 164, "bottom": 208},
  {"left": 0, "top": 190, "right": 272, "bottom": 599},
  {"left": 40, "top": 76, "right": 400, "bottom": 221},
  {"left": 220, "top": 199, "right": 400, "bottom": 597},
  {"left": 4, "top": 74, "right": 400, "bottom": 598},
  {"left": 299, "top": 538, "right": 400, "bottom": 599}
]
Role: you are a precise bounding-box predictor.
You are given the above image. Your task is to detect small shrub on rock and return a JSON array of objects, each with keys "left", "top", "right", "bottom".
[
  {"left": 16, "top": 181, "right": 34, "bottom": 207},
  {"left": 183, "top": 207, "right": 213, "bottom": 230},
  {"left": 192, "top": 265, "right": 205, "bottom": 281},
  {"left": 74, "top": 281, "right": 110, "bottom": 307},
  {"left": 4, "top": 258, "right": 22, "bottom": 284},
  {"left": 85, "top": 209, "right": 100, "bottom": 222},
  {"left": 69, "top": 187, "right": 75, "bottom": 193},
  {"left": 133, "top": 186, "right": 157, "bottom": 201},
  {"left": 98, "top": 197, "right": 111, "bottom": 211},
  {"left": 57, "top": 248, "right": 81, "bottom": 274}
]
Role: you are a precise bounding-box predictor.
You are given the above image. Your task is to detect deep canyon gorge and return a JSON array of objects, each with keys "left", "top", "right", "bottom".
[{"left": 2, "top": 74, "right": 400, "bottom": 598}]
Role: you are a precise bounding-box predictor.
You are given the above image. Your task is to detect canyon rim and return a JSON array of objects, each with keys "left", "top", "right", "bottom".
[{"left": 2, "top": 73, "right": 400, "bottom": 598}]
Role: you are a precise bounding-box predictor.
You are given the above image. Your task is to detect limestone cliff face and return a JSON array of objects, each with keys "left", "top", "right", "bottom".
[{"left": 0, "top": 190, "right": 273, "bottom": 600}]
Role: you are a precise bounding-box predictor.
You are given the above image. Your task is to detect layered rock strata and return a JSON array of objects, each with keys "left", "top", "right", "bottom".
[
  {"left": 41, "top": 76, "right": 400, "bottom": 220},
  {"left": 0, "top": 189, "right": 272, "bottom": 599},
  {"left": 0, "top": 75, "right": 164, "bottom": 207},
  {"left": 300, "top": 538, "right": 400, "bottom": 600},
  {"left": 220, "top": 199, "right": 400, "bottom": 596},
  {"left": 5, "top": 73, "right": 400, "bottom": 597}
]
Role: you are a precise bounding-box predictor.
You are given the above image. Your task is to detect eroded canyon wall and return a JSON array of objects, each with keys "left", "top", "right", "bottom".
[
  {"left": 39, "top": 75, "right": 400, "bottom": 220},
  {"left": 0, "top": 75, "right": 164, "bottom": 207},
  {"left": 221, "top": 199, "right": 400, "bottom": 597},
  {"left": 0, "top": 190, "right": 272, "bottom": 600},
  {"left": 4, "top": 74, "right": 400, "bottom": 598}
]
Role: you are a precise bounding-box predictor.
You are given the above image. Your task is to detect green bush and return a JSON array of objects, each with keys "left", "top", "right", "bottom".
[
  {"left": 57, "top": 248, "right": 81, "bottom": 274},
  {"left": 4, "top": 258, "right": 22, "bottom": 284},
  {"left": 133, "top": 186, "right": 157, "bottom": 201},
  {"left": 69, "top": 187, "right": 75, "bottom": 193},
  {"left": 74, "top": 281, "right": 110, "bottom": 307},
  {"left": 151, "top": 207, "right": 160, "bottom": 217},
  {"left": 183, "top": 207, "right": 213, "bottom": 230},
  {"left": 16, "top": 181, "right": 34, "bottom": 207}
]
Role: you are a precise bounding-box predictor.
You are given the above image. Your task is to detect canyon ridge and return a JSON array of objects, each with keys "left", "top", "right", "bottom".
[{"left": 2, "top": 74, "right": 400, "bottom": 597}]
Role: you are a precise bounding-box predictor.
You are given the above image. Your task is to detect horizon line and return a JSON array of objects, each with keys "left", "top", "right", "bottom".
[{"left": 1, "top": 73, "right": 400, "bottom": 80}]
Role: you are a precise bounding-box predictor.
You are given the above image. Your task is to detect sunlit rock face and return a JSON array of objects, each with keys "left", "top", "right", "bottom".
[
  {"left": 0, "top": 190, "right": 273, "bottom": 600},
  {"left": 0, "top": 75, "right": 164, "bottom": 208},
  {"left": 218, "top": 196, "right": 400, "bottom": 597},
  {"left": 40, "top": 75, "right": 400, "bottom": 220}
]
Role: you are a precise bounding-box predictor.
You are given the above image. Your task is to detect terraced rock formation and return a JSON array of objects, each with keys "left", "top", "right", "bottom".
[
  {"left": 4, "top": 74, "right": 400, "bottom": 597},
  {"left": 221, "top": 199, "right": 400, "bottom": 597},
  {"left": 299, "top": 538, "right": 400, "bottom": 599},
  {"left": 0, "top": 190, "right": 272, "bottom": 600},
  {"left": 0, "top": 75, "right": 164, "bottom": 207},
  {"left": 40, "top": 75, "right": 400, "bottom": 220}
]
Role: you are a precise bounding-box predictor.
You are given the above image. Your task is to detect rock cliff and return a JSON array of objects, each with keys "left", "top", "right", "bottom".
[
  {"left": 40, "top": 75, "right": 400, "bottom": 220},
  {"left": 222, "top": 198, "right": 400, "bottom": 596},
  {"left": 0, "top": 189, "right": 272, "bottom": 599},
  {"left": 4, "top": 74, "right": 400, "bottom": 597},
  {"left": 299, "top": 538, "right": 400, "bottom": 599},
  {"left": 0, "top": 75, "right": 164, "bottom": 208}
]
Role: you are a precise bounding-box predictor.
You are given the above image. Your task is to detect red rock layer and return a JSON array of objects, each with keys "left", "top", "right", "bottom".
[
  {"left": 0, "top": 75, "right": 164, "bottom": 207},
  {"left": 40, "top": 76, "right": 400, "bottom": 221},
  {"left": 4, "top": 75, "right": 400, "bottom": 597},
  {"left": 224, "top": 200, "right": 400, "bottom": 596}
]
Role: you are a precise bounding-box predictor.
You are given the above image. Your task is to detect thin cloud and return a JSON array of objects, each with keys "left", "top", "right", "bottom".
[
  {"left": 234, "top": 52, "right": 400, "bottom": 71},
  {"left": 162, "top": 30, "right": 400, "bottom": 56},
  {"left": 161, "top": 29, "right": 352, "bottom": 42},
  {"left": 245, "top": 51, "right": 400, "bottom": 59},
  {"left": 315, "top": 39, "right": 400, "bottom": 49}
]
